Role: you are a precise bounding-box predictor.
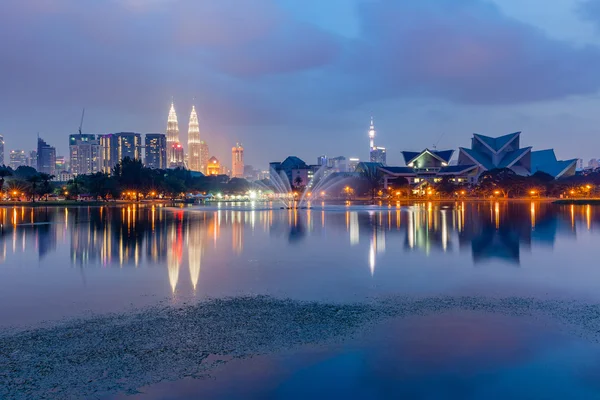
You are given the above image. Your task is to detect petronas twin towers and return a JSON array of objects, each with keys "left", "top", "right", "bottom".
[{"left": 166, "top": 101, "right": 205, "bottom": 171}]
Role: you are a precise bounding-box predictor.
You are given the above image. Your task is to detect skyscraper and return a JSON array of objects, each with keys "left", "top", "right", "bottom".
[
  {"left": 232, "top": 143, "right": 244, "bottom": 178},
  {"left": 187, "top": 105, "right": 202, "bottom": 172},
  {"left": 28, "top": 150, "right": 37, "bottom": 168},
  {"left": 9, "top": 150, "right": 27, "bottom": 169},
  {"left": 116, "top": 132, "right": 142, "bottom": 161},
  {"left": 317, "top": 155, "right": 328, "bottom": 166},
  {"left": 37, "top": 137, "right": 56, "bottom": 175},
  {"left": 368, "top": 118, "right": 387, "bottom": 165},
  {"left": 171, "top": 143, "right": 185, "bottom": 168},
  {"left": 99, "top": 134, "right": 119, "bottom": 174},
  {"left": 166, "top": 101, "right": 181, "bottom": 168},
  {"left": 199, "top": 141, "right": 209, "bottom": 174},
  {"left": 368, "top": 117, "right": 375, "bottom": 151},
  {"left": 0, "top": 135, "right": 4, "bottom": 166},
  {"left": 145, "top": 133, "right": 167, "bottom": 169},
  {"left": 69, "top": 134, "right": 102, "bottom": 175}
]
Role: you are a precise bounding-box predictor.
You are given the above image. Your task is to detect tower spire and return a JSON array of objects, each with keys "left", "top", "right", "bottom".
[
  {"left": 368, "top": 116, "right": 376, "bottom": 150},
  {"left": 187, "top": 103, "right": 202, "bottom": 172}
]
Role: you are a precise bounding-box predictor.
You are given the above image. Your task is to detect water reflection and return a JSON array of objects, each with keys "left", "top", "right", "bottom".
[{"left": 0, "top": 202, "right": 596, "bottom": 286}]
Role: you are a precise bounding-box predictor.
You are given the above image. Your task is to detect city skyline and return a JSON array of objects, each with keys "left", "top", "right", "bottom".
[{"left": 3, "top": 0, "right": 600, "bottom": 167}]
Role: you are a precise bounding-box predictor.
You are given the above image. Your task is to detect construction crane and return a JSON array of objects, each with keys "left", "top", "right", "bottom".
[{"left": 78, "top": 108, "right": 85, "bottom": 135}]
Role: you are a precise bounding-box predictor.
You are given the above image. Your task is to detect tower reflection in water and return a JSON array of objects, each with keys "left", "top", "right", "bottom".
[{"left": 0, "top": 203, "right": 596, "bottom": 291}]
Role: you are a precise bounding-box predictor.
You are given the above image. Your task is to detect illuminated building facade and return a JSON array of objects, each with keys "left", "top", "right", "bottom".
[
  {"left": 206, "top": 156, "right": 220, "bottom": 176},
  {"left": 144, "top": 133, "right": 167, "bottom": 169},
  {"left": 117, "top": 132, "right": 142, "bottom": 162},
  {"left": 458, "top": 132, "right": 577, "bottom": 180},
  {"left": 37, "top": 137, "right": 56, "bottom": 175},
  {"left": 187, "top": 106, "right": 202, "bottom": 172},
  {"left": 368, "top": 118, "right": 387, "bottom": 165},
  {"left": 199, "top": 141, "right": 209, "bottom": 174},
  {"left": 232, "top": 143, "right": 244, "bottom": 178},
  {"left": 171, "top": 143, "right": 185, "bottom": 168},
  {"left": 0, "top": 135, "right": 4, "bottom": 165},
  {"left": 9, "top": 150, "right": 27, "bottom": 169},
  {"left": 69, "top": 134, "right": 102, "bottom": 175},
  {"left": 166, "top": 102, "right": 181, "bottom": 168}
]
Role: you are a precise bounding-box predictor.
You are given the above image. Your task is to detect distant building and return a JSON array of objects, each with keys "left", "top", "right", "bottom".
[
  {"left": 170, "top": 143, "right": 185, "bottom": 168},
  {"left": 99, "top": 134, "right": 119, "bottom": 174},
  {"left": 269, "top": 156, "right": 320, "bottom": 187},
  {"left": 37, "top": 137, "right": 56, "bottom": 175},
  {"left": 166, "top": 102, "right": 182, "bottom": 168},
  {"left": 367, "top": 118, "right": 387, "bottom": 165},
  {"left": 28, "top": 150, "right": 37, "bottom": 168},
  {"left": 55, "top": 156, "right": 67, "bottom": 172},
  {"left": 329, "top": 156, "right": 347, "bottom": 172},
  {"left": 117, "top": 132, "right": 142, "bottom": 162},
  {"left": 244, "top": 165, "right": 257, "bottom": 180},
  {"left": 589, "top": 159, "right": 599, "bottom": 170},
  {"left": 144, "top": 133, "right": 167, "bottom": 169},
  {"left": 348, "top": 158, "right": 360, "bottom": 172},
  {"left": 69, "top": 134, "right": 102, "bottom": 175},
  {"left": 9, "top": 150, "right": 27, "bottom": 170},
  {"left": 187, "top": 106, "right": 202, "bottom": 172},
  {"left": 232, "top": 143, "right": 244, "bottom": 178},
  {"left": 0, "top": 135, "right": 4, "bottom": 165},
  {"left": 53, "top": 171, "right": 73, "bottom": 182},
  {"left": 317, "top": 155, "right": 328, "bottom": 166},
  {"left": 206, "top": 156, "right": 220, "bottom": 175},
  {"left": 221, "top": 165, "right": 231, "bottom": 177},
  {"left": 370, "top": 147, "right": 387, "bottom": 165},
  {"left": 458, "top": 132, "right": 577, "bottom": 180},
  {"left": 199, "top": 141, "right": 209, "bottom": 174}
]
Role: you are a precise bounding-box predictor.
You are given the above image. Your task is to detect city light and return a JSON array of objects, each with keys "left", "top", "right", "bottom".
[{"left": 249, "top": 191, "right": 257, "bottom": 200}]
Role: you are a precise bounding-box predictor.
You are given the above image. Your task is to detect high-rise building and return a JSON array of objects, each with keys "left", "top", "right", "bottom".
[
  {"left": 329, "top": 156, "right": 347, "bottom": 172},
  {"left": 199, "top": 141, "right": 209, "bottom": 174},
  {"left": 207, "top": 156, "right": 220, "bottom": 175},
  {"left": 367, "top": 118, "right": 386, "bottom": 165},
  {"left": 55, "top": 156, "right": 67, "bottom": 172},
  {"left": 144, "top": 133, "right": 167, "bottom": 169},
  {"left": 28, "top": 150, "right": 37, "bottom": 168},
  {"left": 9, "top": 150, "right": 27, "bottom": 170},
  {"left": 99, "top": 134, "right": 119, "bottom": 174},
  {"left": 171, "top": 143, "right": 185, "bottom": 168},
  {"left": 0, "top": 135, "right": 4, "bottom": 166},
  {"left": 69, "top": 134, "right": 102, "bottom": 175},
  {"left": 317, "top": 155, "right": 328, "bottom": 166},
  {"left": 99, "top": 132, "right": 141, "bottom": 174},
  {"left": 232, "top": 143, "right": 244, "bottom": 178},
  {"left": 37, "top": 137, "right": 56, "bottom": 175},
  {"left": 187, "top": 105, "right": 202, "bottom": 172},
  {"left": 368, "top": 117, "right": 376, "bottom": 151},
  {"left": 348, "top": 157, "right": 360, "bottom": 172},
  {"left": 117, "top": 132, "right": 142, "bottom": 161},
  {"left": 166, "top": 102, "right": 181, "bottom": 168},
  {"left": 370, "top": 147, "right": 387, "bottom": 165}
]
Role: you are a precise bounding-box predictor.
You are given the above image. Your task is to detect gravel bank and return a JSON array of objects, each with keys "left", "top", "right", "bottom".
[{"left": 1, "top": 295, "right": 599, "bottom": 399}]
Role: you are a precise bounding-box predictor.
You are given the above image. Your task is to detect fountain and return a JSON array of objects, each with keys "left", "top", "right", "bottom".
[{"left": 253, "top": 165, "right": 352, "bottom": 209}]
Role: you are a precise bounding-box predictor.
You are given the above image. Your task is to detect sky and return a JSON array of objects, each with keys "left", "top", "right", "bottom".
[{"left": 2, "top": 0, "right": 600, "bottom": 168}]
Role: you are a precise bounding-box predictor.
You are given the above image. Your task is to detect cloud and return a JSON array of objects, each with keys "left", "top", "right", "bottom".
[{"left": 348, "top": 0, "right": 600, "bottom": 104}]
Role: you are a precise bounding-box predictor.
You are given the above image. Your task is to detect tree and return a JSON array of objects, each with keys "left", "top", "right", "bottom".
[
  {"left": 358, "top": 164, "right": 383, "bottom": 202},
  {"left": 38, "top": 173, "right": 55, "bottom": 200},
  {"left": 478, "top": 168, "right": 524, "bottom": 198},
  {"left": 162, "top": 175, "right": 186, "bottom": 200},
  {"left": 293, "top": 176, "right": 303, "bottom": 190},
  {"left": 13, "top": 166, "right": 38, "bottom": 180},
  {"left": 26, "top": 174, "right": 42, "bottom": 202},
  {"left": 66, "top": 176, "right": 86, "bottom": 199},
  {"left": 434, "top": 176, "right": 456, "bottom": 198},
  {"left": 0, "top": 167, "right": 12, "bottom": 195}
]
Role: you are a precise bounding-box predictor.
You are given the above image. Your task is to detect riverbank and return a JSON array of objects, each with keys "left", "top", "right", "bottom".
[
  {"left": 553, "top": 199, "right": 600, "bottom": 205},
  {"left": 3, "top": 295, "right": 600, "bottom": 399}
]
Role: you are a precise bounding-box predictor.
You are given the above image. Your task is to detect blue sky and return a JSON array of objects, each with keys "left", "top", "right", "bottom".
[{"left": 1, "top": 0, "right": 600, "bottom": 168}]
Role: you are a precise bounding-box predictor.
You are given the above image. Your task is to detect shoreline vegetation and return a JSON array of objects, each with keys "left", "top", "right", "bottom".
[
  {"left": 3, "top": 295, "right": 600, "bottom": 399},
  {"left": 1, "top": 159, "right": 600, "bottom": 206}
]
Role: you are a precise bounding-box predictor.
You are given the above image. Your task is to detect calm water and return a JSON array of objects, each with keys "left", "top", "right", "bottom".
[{"left": 4, "top": 202, "right": 600, "bottom": 398}]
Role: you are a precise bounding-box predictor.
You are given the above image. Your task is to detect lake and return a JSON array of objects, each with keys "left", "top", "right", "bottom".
[{"left": 3, "top": 201, "right": 600, "bottom": 399}]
